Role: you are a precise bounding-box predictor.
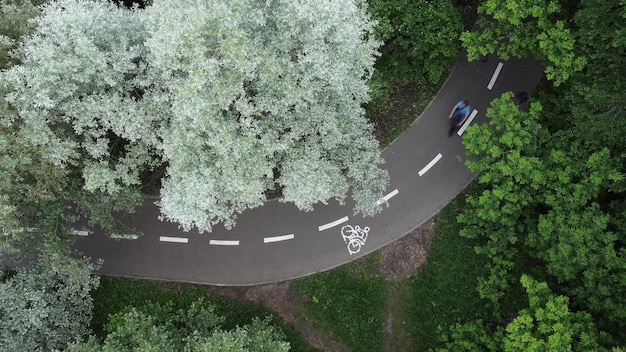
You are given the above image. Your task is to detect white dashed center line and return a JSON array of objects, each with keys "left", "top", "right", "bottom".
[
  {"left": 159, "top": 236, "right": 188, "bottom": 243},
  {"left": 457, "top": 109, "right": 479, "bottom": 136},
  {"left": 318, "top": 216, "right": 349, "bottom": 231},
  {"left": 111, "top": 233, "right": 139, "bottom": 240},
  {"left": 209, "top": 240, "right": 240, "bottom": 246},
  {"left": 418, "top": 153, "right": 443, "bottom": 176},
  {"left": 264, "top": 234, "right": 295, "bottom": 243},
  {"left": 376, "top": 189, "right": 399, "bottom": 206},
  {"left": 487, "top": 62, "right": 504, "bottom": 90}
]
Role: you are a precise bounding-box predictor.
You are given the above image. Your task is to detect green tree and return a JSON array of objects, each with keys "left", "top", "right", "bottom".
[
  {"left": 461, "top": 0, "right": 586, "bottom": 85},
  {"left": 563, "top": 0, "right": 626, "bottom": 153},
  {"left": 454, "top": 0, "right": 626, "bottom": 342},
  {"left": 70, "top": 299, "right": 290, "bottom": 352},
  {"left": 1, "top": 0, "right": 388, "bottom": 254},
  {"left": 525, "top": 2, "right": 626, "bottom": 325},
  {"left": 367, "top": 0, "right": 463, "bottom": 84},
  {"left": 459, "top": 94, "right": 548, "bottom": 311},
  {"left": 437, "top": 275, "right": 623, "bottom": 352},
  {"left": 551, "top": 4, "right": 626, "bottom": 324},
  {"left": 0, "top": 255, "right": 100, "bottom": 352},
  {"left": 460, "top": 94, "right": 626, "bottom": 325}
]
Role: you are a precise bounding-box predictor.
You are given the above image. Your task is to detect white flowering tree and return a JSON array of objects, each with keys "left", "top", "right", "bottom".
[
  {"left": 0, "top": 0, "right": 149, "bottom": 256},
  {"left": 0, "top": 255, "right": 100, "bottom": 352},
  {"left": 2, "top": 0, "right": 388, "bottom": 236}
]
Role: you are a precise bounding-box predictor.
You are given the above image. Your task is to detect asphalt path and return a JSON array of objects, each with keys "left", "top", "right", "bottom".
[{"left": 74, "top": 54, "right": 543, "bottom": 285}]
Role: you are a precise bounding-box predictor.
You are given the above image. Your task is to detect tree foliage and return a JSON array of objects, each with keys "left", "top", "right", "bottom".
[
  {"left": 70, "top": 298, "right": 290, "bottom": 352},
  {"left": 437, "top": 275, "right": 624, "bottom": 352},
  {"left": 0, "top": 255, "right": 100, "bottom": 352},
  {"left": 0, "top": 0, "right": 148, "bottom": 256},
  {"left": 460, "top": 94, "right": 626, "bottom": 326},
  {"left": 368, "top": 0, "right": 463, "bottom": 84},
  {"left": 565, "top": 0, "right": 626, "bottom": 154},
  {"left": 449, "top": 2, "right": 626, "bottom": 347},
  {"left": 0, "top": 0, "right": 47, "bottom": 68},
  {"left": 0, "top": 0, "right": 388, "bottom": 246},
  {"left": 461, "top": 0, "right": 587, "bottom": 85}
]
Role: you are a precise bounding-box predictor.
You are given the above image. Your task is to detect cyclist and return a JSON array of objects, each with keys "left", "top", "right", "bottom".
[{"left": 448, "top": 100, "right": 471, "bottom": 136}]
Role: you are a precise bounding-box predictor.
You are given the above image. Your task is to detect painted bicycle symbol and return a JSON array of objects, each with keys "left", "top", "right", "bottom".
[{"left": 340, "top": 225, "right": 370, "bottom": 255}]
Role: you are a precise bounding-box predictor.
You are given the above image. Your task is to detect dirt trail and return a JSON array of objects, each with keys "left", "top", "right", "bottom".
[
  {"left": 209, "top": 281, "right": 350, "bottom": 352},
  {"left": 379, "top": 220, "right": 436, "bottom": 352}
]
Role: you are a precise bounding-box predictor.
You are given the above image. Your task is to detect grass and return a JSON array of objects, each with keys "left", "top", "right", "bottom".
[
  {"left": 384, "top": 281, "right": 416, "bottom": 351},
  {"left": 405, "top": 193, "right": 492, "bottom": 350},
  {"left": 406, "top": 188, "right": 536, "bottom": 350},
  {"left": 291, "top": 191, "right": 534, "bottom": 351},
  {"left": 91, "top": 277, "right": 320, "bottom": 352},
  {"left": 291, "top": 193, "right": 496, "bottom": 351},
  {"left": 295, "top": 255, "right": 387, "bottom": 352}
]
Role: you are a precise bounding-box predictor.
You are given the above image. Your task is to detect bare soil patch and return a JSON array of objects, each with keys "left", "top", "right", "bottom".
[
  {"left": 207, "top": 281, "right": 349, "bottom": 352},
  {"left": 379, "top": 219, "right": 436, "bottom": 281},
  {"left": 372, "top": 82, "right": 437, "bottom": 148}
]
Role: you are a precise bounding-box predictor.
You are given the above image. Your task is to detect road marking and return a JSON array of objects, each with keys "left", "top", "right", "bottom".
[
  {"left": 418, "top": 153, "right": 443, "bottom": 176},
  {"left": 457, "top": 109, "right": 479, "bottom": 136},
  {"left": 210, "top": 239, "right": 240, "bottom": 246},
  {"left": 487, "top": 62, "right": 504, "bottom": 90},
  {"left": 159, "top": 236, "right": 188, "bottom": 243},
  {"left": 376, "top": 189, "right": 399, "bottom": 206},
  {"left": 341, "top": 224, "right": 370, "bottom": 255},
  {"left": 264, "top": 234, "right": 295, "bottom": 243},
  {"left": 23, "top": 227, "right": 91, "bottom": 237},
  {"left": 111, "top": 233, "right": 139, "bottom": 240},
  {"left": 318, "top": 216, "right": 349, "bottom": 232}
]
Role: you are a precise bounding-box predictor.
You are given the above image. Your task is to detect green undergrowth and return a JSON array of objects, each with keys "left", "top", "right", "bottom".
[
  {"left": 405, "top": 193, "right": 491, "bottom": 350},
  {"left": 91, "top": 277, "right": 320, "bottom": 352},
  {"left": 383, "top": 281, "right": 416, "bottom": 351},
  {"left": 295, "top": 254, "right": 387, "bottom": 352},
  {"left": 290, "top": 190, "right": 524, "bottom": 351},
  {"left": 405, "top": 191, "right": 530, "bottom": 350}
]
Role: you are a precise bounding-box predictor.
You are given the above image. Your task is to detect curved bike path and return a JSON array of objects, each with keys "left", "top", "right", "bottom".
[{"left": 74, "top": 54, "right": 543, "bottom": 285}]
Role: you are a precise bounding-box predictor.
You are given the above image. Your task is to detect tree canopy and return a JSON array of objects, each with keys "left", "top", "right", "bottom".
[
  {"left": 461, "top": 0, "right": 587, "bottom": 85},
  {"left": 0, "top": 255, "right": 100, "bottom": 352},
  {"left": 70, "top": 298, "right": 290, "bottom": 352},
  {"left": 446, "top": 1, "right": 626, "bottom": 347},
  {"left": 367, "top": 0, "right": 463, "bottom": 84},
  {"left": 0, "top": 0, "right": 389, "bottom": 254},
  {"left": 460, "top": 93, "right": 626, "bottom": 327},
  {"left": 437, "top": 275, "right": 623, "bottom": 352}
]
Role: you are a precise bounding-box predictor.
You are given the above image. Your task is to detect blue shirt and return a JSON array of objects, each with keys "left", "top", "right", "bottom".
[{"left": 452, "top": 101, "right": 471, "bottom": 123}]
